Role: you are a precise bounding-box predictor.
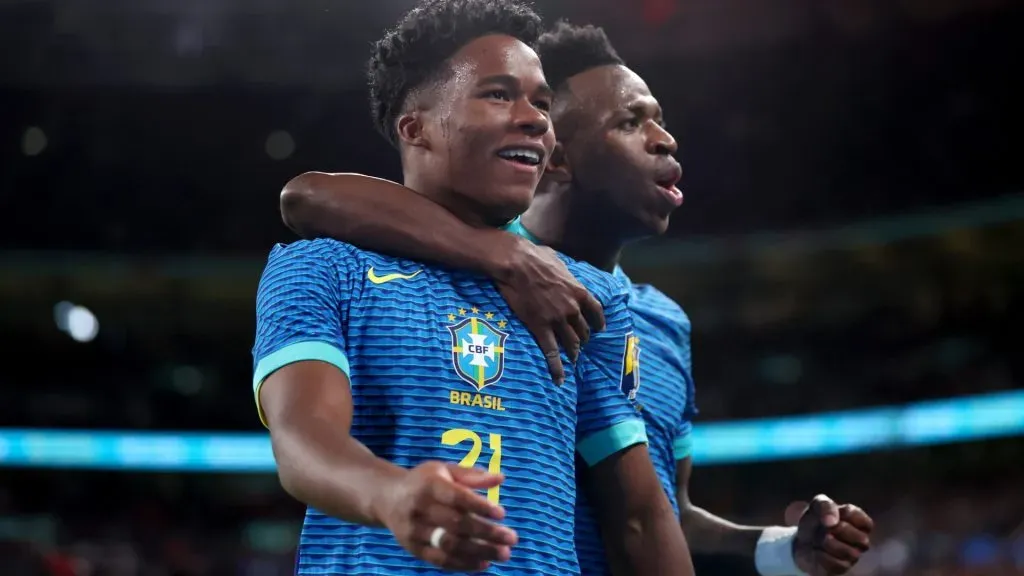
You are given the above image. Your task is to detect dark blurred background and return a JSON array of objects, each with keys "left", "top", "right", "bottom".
[{"left": 1, "top": 0, "right": 1022, "bottom": 574}]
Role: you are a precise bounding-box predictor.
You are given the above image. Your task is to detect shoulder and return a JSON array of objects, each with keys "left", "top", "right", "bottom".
[
  {"left": 559, "top": 255, "right": 627, "bottom": 306},
  {"left": 265, "top": 239, "right": 419, "bottom": 281},
  {"left": 634, "top": 285, "right": 690, "bottom": 331},
  {"left": 629, "top": 284, "right": 691, "bottom": 351},
  {"left": 267, "top": 238, "right": 364, "bottom": 264}
]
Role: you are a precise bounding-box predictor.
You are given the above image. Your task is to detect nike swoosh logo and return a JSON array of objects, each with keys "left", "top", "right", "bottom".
[{"left": 367, "top": 266, "right": 422, "bottom": 284}]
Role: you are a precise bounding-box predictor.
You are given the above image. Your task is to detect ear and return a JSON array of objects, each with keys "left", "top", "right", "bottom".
[
  {"left": 544, "top": 141, "right": 572, "bottom": 183},
  {"left": 396, "top": 112, "right": 429, "bottom": 149}
]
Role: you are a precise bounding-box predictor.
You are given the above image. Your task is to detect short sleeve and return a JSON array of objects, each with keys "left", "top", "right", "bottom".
[
  {"left": 673, "top": 308, "right": 698, "bottom": 460},
  {"left": 252, "top": 239, "right": 355, "bottom": 425},
  {"left": 569, "top": 263, "right": 647, "bottom": 466}
]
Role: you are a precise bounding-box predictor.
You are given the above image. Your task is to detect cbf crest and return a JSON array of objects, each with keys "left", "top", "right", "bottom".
[{"left": 446, "top": 308, "right": 510, "bottom": 391}]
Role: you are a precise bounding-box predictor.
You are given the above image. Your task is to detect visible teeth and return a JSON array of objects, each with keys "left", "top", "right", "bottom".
[{"left": 497, "top": 148, "right": 541, "bottom": 165}]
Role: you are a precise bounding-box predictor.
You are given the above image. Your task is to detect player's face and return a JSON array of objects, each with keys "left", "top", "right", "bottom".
[
  {"left": 423, "top": 34, "right": 556, "bottom": 225},
  {"left": 561, "top": 65, "right": 682, "bottom": 238}
]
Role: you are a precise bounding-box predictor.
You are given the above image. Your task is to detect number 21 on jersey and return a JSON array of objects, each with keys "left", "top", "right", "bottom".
[{"left": 441, "top": 428, "right": 503, "bottom": 504}]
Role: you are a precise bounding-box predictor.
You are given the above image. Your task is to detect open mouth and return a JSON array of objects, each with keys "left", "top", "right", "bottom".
[
  {"left": 654, "top": 181, "right": 684, "bottom": 207},
  {"left": 653, "top": 164, "right": 684, "bottom": 207},
  {"left": 496, "top": 146, "right": 544, "bottom": 168},
  {"left": 655, "top": 176, "right": 679, "bottom": 190}
]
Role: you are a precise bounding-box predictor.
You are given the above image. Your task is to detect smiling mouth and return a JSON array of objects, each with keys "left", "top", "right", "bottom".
[{"left": 495, "top": 147, "right": 543, "bottom": 167}]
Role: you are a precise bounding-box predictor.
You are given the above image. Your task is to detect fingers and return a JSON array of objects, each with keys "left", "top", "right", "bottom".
[
  {"left": 828, "top": 520, "right": 871, "bottom": 552},
  {"left": 813, "top": 504, "right": 873, "bottom": 575},
  {"left": 839, "top": 504, "right": 874, "bottom": 534},
  {"left": 578, "top": 289, "right": 606, "bottom": 333},
  {"left": 553, "top": 319, "right": 581, "bottom": 364},
  {"left": 567, "top": 311, "right": 591, "bottom": 348},
  {"left": 535, "top": 330, "right": 566, "bottom": 385},
  {"left": 446, "top": 465, "right": 506, "bottom": 491},
  {"left": 792, "top": 498, "right": 873, "bottom": 575},
  {"left": 807, "top": 494, "right": 840, "bottom": 528},
  {"left": 411, "top": 504, "right": 516, "bottom": 572},
  {"left": 418, "top": 504, "right": 518, "bottom": 548},
  {"left": 396, "top": 463, "right": 517, "bottom": 572},
  {"left": 430, "top": 473, "right": 505, "bottom": 520},
  {"left": 818, "top": 529, "right": 863, "bottom": 562}
]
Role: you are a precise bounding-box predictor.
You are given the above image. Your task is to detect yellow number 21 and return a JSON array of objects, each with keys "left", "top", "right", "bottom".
[{"left": 441, "top": 428, "right": 503, "bottom": 505}]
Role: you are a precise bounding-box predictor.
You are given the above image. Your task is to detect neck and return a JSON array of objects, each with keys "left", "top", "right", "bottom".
[
  {"left": 521, "top": 187, "right": 625, "bottom": 273},
  {"left": 403, "top": 172, "right": 493, "bottom": 229}
]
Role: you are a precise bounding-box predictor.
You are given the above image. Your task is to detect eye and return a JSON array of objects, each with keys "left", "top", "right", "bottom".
[
  {"left": 483, "top": 89, "right": 510, "bottom": 101},
  {"left": 620, "top": 116, "right": 641, "bottom": 130},
  {"left": 533, "top": 98, "right": 552, "bottom": 112}
]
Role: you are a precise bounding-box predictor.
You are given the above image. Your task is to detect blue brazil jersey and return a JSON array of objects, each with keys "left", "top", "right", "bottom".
[
  {"left": 504, "top": 219, "right": 698, "bottom": 576},
  {"left": 251, "top": 238, "right": 647, "bottom": 575}
]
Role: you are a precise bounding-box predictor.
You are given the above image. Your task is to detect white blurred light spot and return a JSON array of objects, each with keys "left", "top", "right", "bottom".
[
  {"left": 55, "top": 303, "right": 99, "bottom": 343},
  {"left": 22, "top": 126, "right": 48, "bottom": 156},
  {"left": 67, "top": 306, "right": 99, "bottom": 342},
  {"left": 265, "top": 130, "right": 295, "bottom": 160}
]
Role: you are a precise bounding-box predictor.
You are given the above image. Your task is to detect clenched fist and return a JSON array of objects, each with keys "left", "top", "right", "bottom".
[{"left": 785, "top": 494, "right": 874, "bottom": 575}]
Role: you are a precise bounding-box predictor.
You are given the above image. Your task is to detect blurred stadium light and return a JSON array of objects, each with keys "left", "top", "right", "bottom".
[{"left": 1, "top": 390, "right": 1020, "bottom": 472}]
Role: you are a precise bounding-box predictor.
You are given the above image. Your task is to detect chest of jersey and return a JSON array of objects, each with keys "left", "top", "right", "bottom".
[
  {"left": 337, "top": 260, "right": 588, "bottom": 573},
  {"left": 343, "top": 262, "right": 579, "bottom": 427}
]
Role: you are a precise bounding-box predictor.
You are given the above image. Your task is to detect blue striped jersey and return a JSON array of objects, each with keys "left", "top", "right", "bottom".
[
  {"left": 251, "top": 238, "right": 647, "bottom": 576},
  {"left": 504, "top": 218, "right": 698, "bottom": 576}
]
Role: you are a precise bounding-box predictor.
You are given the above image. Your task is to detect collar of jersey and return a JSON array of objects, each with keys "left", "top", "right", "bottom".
[
  {"left": 612, "top": 265, "right": 633, "bottom": 293},
  {"left": 503, "top": 217, "right": 636, "bottom": 295},
  {"left": 502, "top": 216, "right": 543, "bottom": 245}
]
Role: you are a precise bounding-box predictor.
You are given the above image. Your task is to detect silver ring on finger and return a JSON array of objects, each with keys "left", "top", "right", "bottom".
[{"left": 429, "top": 526, "right": 446, "bottom": 549}]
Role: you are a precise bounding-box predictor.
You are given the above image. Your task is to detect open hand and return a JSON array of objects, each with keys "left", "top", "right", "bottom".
[{"left": 377, "top": 461, "right": 518, "bottom": 572}]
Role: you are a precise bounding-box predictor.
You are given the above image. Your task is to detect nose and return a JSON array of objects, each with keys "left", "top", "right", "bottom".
[
  {"left": 511, "top": 98, "right": 550, "bottom": 138},
  {"left": 646, "top": 123, "right": 677, "bottom": 156}
]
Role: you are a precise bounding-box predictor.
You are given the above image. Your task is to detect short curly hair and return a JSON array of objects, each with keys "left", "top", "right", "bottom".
[
  {"left": 536, "top": 21, "right": 624, "bottom": 93},
  {"left": 368, "top": 0, "right": 544, "bottom": 147}
]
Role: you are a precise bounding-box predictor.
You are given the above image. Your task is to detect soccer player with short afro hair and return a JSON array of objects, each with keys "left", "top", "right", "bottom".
[{"left": 367, "top": 0, "right": 544, "bottom": 147}]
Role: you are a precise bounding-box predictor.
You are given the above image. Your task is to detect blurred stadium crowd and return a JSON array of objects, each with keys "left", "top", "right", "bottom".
[{"left": 1, "top": 443, "right": 1023, "bottom": 576}]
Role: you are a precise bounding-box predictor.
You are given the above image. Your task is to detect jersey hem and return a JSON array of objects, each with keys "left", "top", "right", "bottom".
[
  {"left": 673, "top": 429, "right": 694, "bottom": 460},
  {"left": 577, "top": 418, "right": 648, "bottom": 466},
  {"left": 252, "top": 341, "right": 351, "bottom": 427}
]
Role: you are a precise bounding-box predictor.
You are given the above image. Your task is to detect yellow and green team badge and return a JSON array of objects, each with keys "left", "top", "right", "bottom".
[
  {"left": 620, "top": 332, "right": 641, "bottom": 400},
  {"left": 447, "top": 310, "right": 509, "bottom": 391}
]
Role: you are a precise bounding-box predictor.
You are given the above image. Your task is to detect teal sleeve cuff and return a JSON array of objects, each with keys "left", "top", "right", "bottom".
[
  {"left": 673, "top": 431, "right": 694, "bottom": 460},
  {"left": 252, "top": 341, "right": 350, "bottom": 427},
  {"left": 577, "top": 419, "right": 648, "bottom": 466}
]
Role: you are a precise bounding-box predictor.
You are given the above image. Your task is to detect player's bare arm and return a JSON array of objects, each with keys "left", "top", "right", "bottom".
[
  {"left": 584, "top": 445, "right": 695, "bottom": 576},
  {"left": 280, "top": 171, "right": 605, "bottom": 383},
  {"left": 260, "top": 360, "right": 518, "bottom": 572},
  {"left": 675, "top": 457, "right": 874, "bottom": 575}
]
